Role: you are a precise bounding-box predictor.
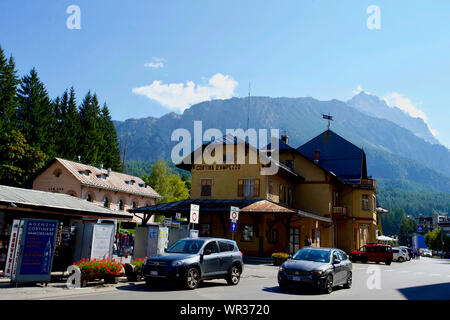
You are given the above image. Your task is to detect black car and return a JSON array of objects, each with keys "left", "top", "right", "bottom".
[
  {"left": 278, "top": 247, "right": 352, "bottom": 294},
  {"left": 143, "top": 237, "right": 244, "bottom": 289}
]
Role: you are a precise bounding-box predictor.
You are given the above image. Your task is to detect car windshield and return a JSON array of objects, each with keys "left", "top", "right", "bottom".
[
  {"left": 166, "top": 239, "right": 205, "bottom": 254},
  {"left": 292, "top": 248, "right": 331, "bottom": 263}
]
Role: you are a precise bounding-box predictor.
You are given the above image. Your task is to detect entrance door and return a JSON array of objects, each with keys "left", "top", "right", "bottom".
[{"left": 289, "top": 227, "right": 300, "bottom": 254}]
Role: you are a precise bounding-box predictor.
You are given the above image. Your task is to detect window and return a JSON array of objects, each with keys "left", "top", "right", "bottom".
[
  {"left": 132, "top": 201, "right": 138, "bottom": 209},
  {"left": 362, "top": 194, "right": 370, "bottom": 211},
  {"left": 238, "top": 179, "right": 260, "bottom": 197},
  {"left": 85, "top": 193, "right": 93, "bottom": 202},
  {"left": 288, "top": 188, "right": 293, "bottom": 206},
  {"left": 311, "top": 229, "right": 316, "bottom": 244},
  {"left": 279, "top": 184, "right": 286, "bottom": 203},
  {"left": 241, "top": 225, "right": 254, "bottom": 241},
  {"left": 204, "top": 241, "right": 219, "bottom": 254},
  {"left": 268, "top": 180, "right": 274, "bottom": 194},
  {"left": 118, "top": 200, "right": 124, "bottom": 211},
  {"left": 199, "top": 224, "right": 211, "bottom": 237},
  {"left": 333, "top": 251, "right": 341, "bottom": 263},
  {"left": 218, "top": 241, "right": 234, "bottom": 252},
  {"left": 333, "top": 191, "right": 339, "bottom": 206},
  {"left": 340, "top": 251, "right": 348, "bottom": 260},
  {"left": 285, "top": 160, "right": 294, "bottom": 170},
  {"left": 201, "top": 179, "right": 212, "bottom": 197},
  {"left": 269, "top": 229, "right": 278, "bottom": 244},
  {"left": 53, "top": 169, "right": 62, "bottom": 178},
  {"left": 103, "top": 196, "right": 109, "bottom": 208},
  {"left": 96, "top": 174, "right": 106, "bottom": 180}
]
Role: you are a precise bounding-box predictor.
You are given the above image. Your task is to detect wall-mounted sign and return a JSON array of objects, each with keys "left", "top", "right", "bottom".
[
  {"left": 193, "top": 164, "right": 241, "bottom": 171},
  {"left": 175, "top": 212, "right": 182, "bottom": 220},
  {"left": 157, "top": 227, "right": 169, "bottom": 254},
  {"left": 164, "top": 217, "right": 172, "bottom": 227}
]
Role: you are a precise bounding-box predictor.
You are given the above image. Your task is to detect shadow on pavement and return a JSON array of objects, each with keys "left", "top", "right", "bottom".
[
  {"left": 262, "top": 284, "right": 346, "bottom": 296},
  {"left": 398, "top": 282, "right": 450, "bottom": 300},
  {"left": 115, "top": 280, "right": 229, "bottom": 292}
]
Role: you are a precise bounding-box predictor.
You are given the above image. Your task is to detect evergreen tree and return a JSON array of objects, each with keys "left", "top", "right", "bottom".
[
  {"left": 64, "top": 87, "right": 82, "bottom": 161},
  {"left": 16, "top": 68, "right": 56, "bottom": 158},
  {"left": 78, "top": 91, "right": 102, "bottom": 165},
  {"left": 99, "top": 103, "right": 122, "bottom": 171},
  {"left": 0, "top": 46, "right": 19, "bottom": 130}
]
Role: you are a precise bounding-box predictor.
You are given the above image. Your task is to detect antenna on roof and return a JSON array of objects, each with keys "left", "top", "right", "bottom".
[
  {"left": 246, "top": 82, "right": 251, "bottom": 133},
  {"left": 77, "top": 155, "right": 81, "bottom": 163},
  {"left": 322, "top": 113, "right": 333, "bottom": 130}
]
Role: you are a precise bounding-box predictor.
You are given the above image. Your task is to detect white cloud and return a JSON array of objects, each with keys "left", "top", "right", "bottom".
[
  {"left": 144, "top": 57, "right": 165, "bottom": 69},
  {"left": 132, "top": 73, "right": 238, "bottom": 113},
  {"left": 353, "top": 85, "right": 373, "bottom": 95},
  {"left": 383, "top": 92, "right": 438, "bottom": 137}
]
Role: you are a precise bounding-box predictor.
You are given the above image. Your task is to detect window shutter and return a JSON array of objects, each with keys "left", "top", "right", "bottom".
[
  {"left": 254, "top": 179, "right": 260, "bottom": 197},
  {"left": 238, "top": 179, "right": 244, "bottom": 197}
]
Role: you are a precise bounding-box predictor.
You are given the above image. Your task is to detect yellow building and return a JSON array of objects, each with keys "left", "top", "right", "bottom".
[{"left": 133, "top": 130, "right": 379, "bottom": 256}]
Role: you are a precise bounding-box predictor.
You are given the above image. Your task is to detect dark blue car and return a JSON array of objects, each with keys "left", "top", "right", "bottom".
[{"left": 143, "top": 237, "right": 244, "bottom": 289}]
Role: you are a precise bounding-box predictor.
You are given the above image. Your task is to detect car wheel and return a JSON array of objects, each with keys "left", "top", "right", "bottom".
[
  {"left": 398, "top": 257, "right": 404, "bottom": 263},
  {"left": 385, "top": 259, "right": 391, "bottom": 265},
  {"left": 361, "top": 257, "right": 368, "bottom": 264},
  {"left": 343, "top": 272, "right": 352, "bottom": 289},
  {"left": 185, "top": 267, "right": 200, "bottom": 290},
  {"left": 323, "top": 275, "right": 333, "bottom": 294},
  {"left": 226, "top": 265, "right": 241, "bottom": 285}
]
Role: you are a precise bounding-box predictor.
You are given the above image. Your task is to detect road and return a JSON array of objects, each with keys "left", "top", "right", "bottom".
[{"left": 1, "top": 257, "right": 449, "bottom": 300}]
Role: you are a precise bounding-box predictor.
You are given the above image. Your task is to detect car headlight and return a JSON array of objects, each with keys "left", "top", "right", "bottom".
[
  {"left": 172, "top": 261, "right": 185, "bottom": 267},
  {"left": 279, "top": 265, "right": 286, "bottom": 272},
  {"left": 311, "top": 270, "right": 324, "bottom": 276}
]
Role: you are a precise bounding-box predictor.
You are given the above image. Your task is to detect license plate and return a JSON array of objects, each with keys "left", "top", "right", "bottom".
[
  {"left": 291, "top": 276, "right": 302, "bottom": 281},
  {"left": 150, "top": 271, "right": 158, "bottom": 276}
]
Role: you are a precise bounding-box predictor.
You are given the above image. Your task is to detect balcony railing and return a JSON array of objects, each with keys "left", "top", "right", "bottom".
[
  {"left": 359, "top": 178, "right": 376, "bottom": 190},
  {"left": 332, "top": 206, "right": 347, "bottom": 216}
]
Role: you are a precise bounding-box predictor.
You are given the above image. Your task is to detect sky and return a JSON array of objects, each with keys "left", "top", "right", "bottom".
[{"left": 1, "top": 0, "right": 449, "bottom": 147}]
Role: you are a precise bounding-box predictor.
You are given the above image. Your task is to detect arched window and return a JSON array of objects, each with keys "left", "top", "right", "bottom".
[
  {"left": 103, "top": 196, "right": 110, "bottom": 208},
  {"left": 85, "top": 193, "right": 93, "bottom": 202},
  {"left": 118, "top": 199, "right": 124, "bottom": 211},
  {"left": 132, "top": 201, "right": 138, "bottom": 209}
]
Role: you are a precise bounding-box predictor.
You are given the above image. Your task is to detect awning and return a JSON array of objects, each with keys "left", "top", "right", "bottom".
[
  {"left": 377, "top": 235, "right": 394, "bottom": 241},
  {"left": 296, "top": 209, "right": 332, "bottom": 223}
]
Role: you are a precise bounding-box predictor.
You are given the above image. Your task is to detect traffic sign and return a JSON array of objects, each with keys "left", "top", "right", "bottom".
[
  {"left": 230, "top": 206, "right": 239, "bottom": 221},
  {"left": 175, "top": 212, "right": 181, "bottom": 220},
  {"left": 231, "top": 222, "right": 237, "bottom": 232},
  {"left": 417, "top": 225, "right": 424, "bottom": 232},
  {"left": 190, "top": 204, "right": 199, "bottom": 224}
]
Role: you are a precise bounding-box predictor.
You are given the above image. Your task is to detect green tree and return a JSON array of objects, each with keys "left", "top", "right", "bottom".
[
  {"left": 98, "top": 103, "right": 122, "bottom": 171},
  {"left": 0, "top": 129, "right": 46, "bottom": 186},
  {"left": 16, "top": 68, "right": 56, "bottom": 158},
  {"left": 142, "top": 160, "right": 189, "bottom": 204},
  {"left": 425, "top": 228, "right": 450, "bottom": 252},
  {"left": 78, "top": 91, "right": 102, "bottom": 165},
  {"left": 398, "top": 215, "right": 417, "bottom": 246},
  {"left": 0, "top": 46, "right": 19, "bottom": 130}
]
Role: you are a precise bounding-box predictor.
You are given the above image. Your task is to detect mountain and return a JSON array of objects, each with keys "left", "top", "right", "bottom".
[
  {"left": 347, "top": 92, "right": 439, "bottom": 145},
  {"left": 114, "top": 96, "right": 450, "bottom": 193}
]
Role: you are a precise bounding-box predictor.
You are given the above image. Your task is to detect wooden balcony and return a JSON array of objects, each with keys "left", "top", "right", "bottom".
[{"left": 332, "top": 206, "right": 347, "bottom": 216}]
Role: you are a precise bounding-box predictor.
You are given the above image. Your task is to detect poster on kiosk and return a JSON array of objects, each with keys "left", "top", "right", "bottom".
[{"left": 9, "top": 219, "right": 58, "bottom": 284}]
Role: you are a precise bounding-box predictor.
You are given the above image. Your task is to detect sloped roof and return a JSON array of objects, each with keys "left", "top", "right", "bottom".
[
  {"left": 53, "top": 158, "right": 161, "bottom": 198},
  {"left": 0, "top": 184, "right": 132, "bottom": 219},
  {"left": 297, "top": 130, "right": 367, "bottom": 182}
]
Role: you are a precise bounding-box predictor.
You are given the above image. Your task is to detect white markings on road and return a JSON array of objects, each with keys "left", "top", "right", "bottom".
[
  {"left": 400, "top": 270, "right": 409, "bottom": 273},
  {"left": 415, "top": 272, "right": 425, "bottom": 275},
  {"left": 431, "top": 273, "right": 441, "bottom": 276}
]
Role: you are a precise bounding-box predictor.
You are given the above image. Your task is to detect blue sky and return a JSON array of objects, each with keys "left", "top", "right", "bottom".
[{"left": 1, "top": 0, "right": 449, "bottom": 147}]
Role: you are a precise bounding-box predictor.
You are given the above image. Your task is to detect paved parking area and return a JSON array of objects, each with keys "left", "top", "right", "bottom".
[{"left": 0, "top": 257, "right": 449, "bottom": 300}]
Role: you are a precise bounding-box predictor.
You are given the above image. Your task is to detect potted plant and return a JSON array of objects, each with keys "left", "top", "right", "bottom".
[
  {"left": 271, "top": 252, "right": 289, "bottom": 266},
  {"left": 74, "top": 258, "right": 124, "bottom": 287},
  {"left": 124, "top": 257, "right": 146, "bottom": 282}
]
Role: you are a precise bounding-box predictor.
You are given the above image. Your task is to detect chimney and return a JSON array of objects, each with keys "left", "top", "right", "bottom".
[
  {"left": 314, "top": 150, "right": 320, "bottom": 164},
  {"left": 99, "top": 163, "right": 104, "bottom": 170},
  {"left": 281, "top": 135, "right": 289, "bottom": 144},
  {"left": 107, "top": 168, "right": 111, "bottom": 177}
]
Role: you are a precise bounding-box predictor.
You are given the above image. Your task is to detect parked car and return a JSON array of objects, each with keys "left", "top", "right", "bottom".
[
  {"left": 349, "top": 244, "right": 393, "bottom": 265},
  {"left": 143, "top": 238, "right": 244, "bottom": 290},
  {"left": 399, "top": 246, "right": 413, "bottom": 261},
  {"left": 422, "top": 249, "right": 432, "bottom": 257},
  {"left": 392, "top": 247, "right": 408, "bottom": 262},
  {"left": 277, "top": 247, "right": 352, "bottom": 294}
]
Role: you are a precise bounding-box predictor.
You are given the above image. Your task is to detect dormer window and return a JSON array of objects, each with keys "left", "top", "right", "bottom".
[
  {"left": 138, "top": 183, "right": 146, "bottom": 188},
  {"left": 96, "top": 174, "right": 107, "bottom": 180},
  {"left": 78, "top": 170, "right": 91, "bottom": 177}
]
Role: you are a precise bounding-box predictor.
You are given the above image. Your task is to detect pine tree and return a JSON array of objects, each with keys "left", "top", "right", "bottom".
[
  {"left": 62, "top": 87, "right": 82, "bottom": 161},
  {"left": 16, "top": 68, "right": 56, "bottom": 159},
  {"left": 79, "top": 91, "right": 102, "bottom": 165},
  {"left": 99, "top": 103, "right": 122, "bottom": 171},
  {"left": 0, "top": 46, "right": 19, "bottom": 130}
]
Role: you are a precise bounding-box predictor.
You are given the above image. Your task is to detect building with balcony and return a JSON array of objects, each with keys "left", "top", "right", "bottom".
[{"left": 132, "top": 129, "right": 380, "bottom": 256}]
